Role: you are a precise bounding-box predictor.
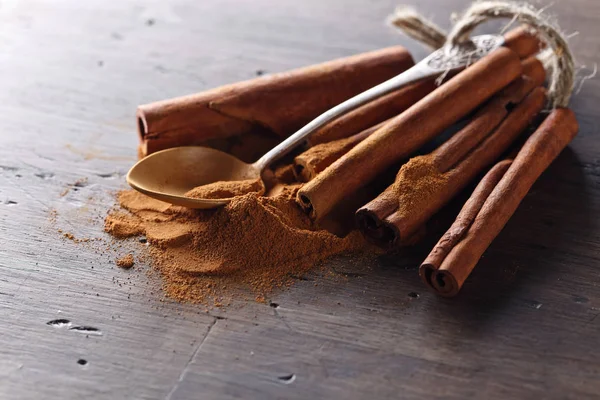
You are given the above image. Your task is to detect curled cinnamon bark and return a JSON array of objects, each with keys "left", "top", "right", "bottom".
[
  {"left": 421, "top": 108, "right": 579, "bottom": 297},
  {"left": 297, "top": 47, "right": 523, "bottom": 220},
  {"left": 356, "top": 58, "right": 546, "bottom": 247},
  {"left": 137, "top": 47, "right": 414, "bottom": 156}
]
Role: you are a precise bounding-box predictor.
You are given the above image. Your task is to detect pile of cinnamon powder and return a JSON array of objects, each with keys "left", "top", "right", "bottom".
[{"left": 105, "top": 181, "right": 367, "bottom": 304}]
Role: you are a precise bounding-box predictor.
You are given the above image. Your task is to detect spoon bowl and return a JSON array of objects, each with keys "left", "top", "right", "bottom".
[{"left": 126, "top": 147, "right": 263, "bottom": 208}]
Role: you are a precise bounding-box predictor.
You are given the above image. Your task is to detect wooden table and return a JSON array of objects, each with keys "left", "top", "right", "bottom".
[{"left": 1, "top": 0, "right": 599, "bottom": 398}]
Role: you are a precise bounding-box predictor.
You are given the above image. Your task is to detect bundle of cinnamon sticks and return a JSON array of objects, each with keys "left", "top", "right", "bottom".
[{"left": 136, "top": 27, "right": 577, "bottom": 297}]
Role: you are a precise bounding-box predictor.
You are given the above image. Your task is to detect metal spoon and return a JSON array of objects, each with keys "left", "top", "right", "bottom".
[{"left": 127, "top": 34, "right": 504, "bottom": 209}]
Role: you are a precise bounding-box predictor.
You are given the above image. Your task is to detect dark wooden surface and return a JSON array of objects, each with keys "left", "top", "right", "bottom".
[{"left": 1, "top": 0, "right": 599, "bottom": 399}]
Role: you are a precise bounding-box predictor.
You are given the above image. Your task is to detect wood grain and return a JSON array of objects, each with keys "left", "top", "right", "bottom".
[{"left": 0, "top": 0, "right": 599, "bottom": 399}]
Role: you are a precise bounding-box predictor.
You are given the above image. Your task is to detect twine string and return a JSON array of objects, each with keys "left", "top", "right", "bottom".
[{"left": 388, "top": 1, "right": 575, "bottom": 108}]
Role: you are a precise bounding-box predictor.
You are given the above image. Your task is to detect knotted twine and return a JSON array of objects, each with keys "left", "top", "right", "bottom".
[{"left": 388, "top": 1, "right": 575, "bottom": 109}]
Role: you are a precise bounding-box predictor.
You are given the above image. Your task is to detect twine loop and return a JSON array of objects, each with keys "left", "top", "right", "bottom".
[{"left": 389, "top": 1, "right": 575, "bottom": 108}]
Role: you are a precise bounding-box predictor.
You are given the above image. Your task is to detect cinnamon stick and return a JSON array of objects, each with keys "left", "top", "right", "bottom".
[
  {"left": 293, "top": 118, "right": 390, "bottom": 182},
  {"left": 420, "top": 108, "right": 579, "bottom": 297},
  {"left": 420, "top": 159, "right": 512, "bottom": 292},
  {"left": 137, "top": 47, "right": 414, "bottom": 156},
  {"left": 356, "top": 58, "right": 546, "bottom": 247},
  {"left": 503, "top": 26, "right": 544, "bottom": 59},
  {"left": 297, "top": 47, "right": 523, "bottom": 220}
]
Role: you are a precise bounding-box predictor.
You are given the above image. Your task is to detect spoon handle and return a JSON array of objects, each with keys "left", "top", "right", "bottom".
[
  {"left": 252, "top": 63, "right": 435, "bottom": 172},
  {"left": 252, "top": 34, "right": 505, "bottom": 172}
]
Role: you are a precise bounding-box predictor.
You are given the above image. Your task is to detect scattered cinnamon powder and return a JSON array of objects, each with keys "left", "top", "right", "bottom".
[
  {"left": 105, "top": 184, "right": 367, "bottom": 304},
  {"left": 60, "top": 177, "right": 89, "bottom": 197},
  {"left": 116, "top": 254, "right": 135, "bottom": 269},
  {"left": 185, "top": 179, "right": 263, "bottom": 199},
  {"left": 48, "top": 209, "right": 58, "bottom": 223},
  {"left": 58, "top": 229, "right": 92, "bottom": 243}
]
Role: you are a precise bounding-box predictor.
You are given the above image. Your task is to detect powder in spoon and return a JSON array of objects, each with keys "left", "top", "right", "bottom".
[{"left": 185, "top": 178, "right": 263, "bottom": 199}]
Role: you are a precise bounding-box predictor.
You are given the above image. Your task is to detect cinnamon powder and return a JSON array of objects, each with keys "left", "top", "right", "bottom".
[
  {"left": 116, "top": 254, "right": 135, "bottom": 269},
  {"left": 185, "top": 178, "right": 263, "bottom": 199},
  {"left": 294, "top": 136, "right": 358, "bottom": 182},
  {"left": 105, "top": 183, "right": 366, "bottom": 304},
  {"left": 393, "top": 155, "right": 448, "bottom": 217}
]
